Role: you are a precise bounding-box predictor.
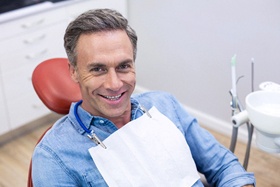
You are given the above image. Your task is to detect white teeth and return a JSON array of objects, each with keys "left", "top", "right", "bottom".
[{"left": 104, "top": 94, "right": 121, "bottom": 100}]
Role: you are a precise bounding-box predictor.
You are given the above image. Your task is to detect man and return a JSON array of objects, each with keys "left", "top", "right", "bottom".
[{"left": 32, "top": 9, "right": 255, "bottom": 186}]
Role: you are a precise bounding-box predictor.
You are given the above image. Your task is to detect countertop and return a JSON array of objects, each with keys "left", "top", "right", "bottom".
[{"left": 0, "top": 0, "right": 84, "bottom": 24}]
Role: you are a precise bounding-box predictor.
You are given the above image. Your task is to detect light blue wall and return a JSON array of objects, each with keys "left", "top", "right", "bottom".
[{"left": 128, "top": 0, "right": 280, "bottom": 126}]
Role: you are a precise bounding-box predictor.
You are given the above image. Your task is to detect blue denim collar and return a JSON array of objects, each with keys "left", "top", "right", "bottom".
[{"left": 68, "top": 97, "right": 144, "bottom": 135}]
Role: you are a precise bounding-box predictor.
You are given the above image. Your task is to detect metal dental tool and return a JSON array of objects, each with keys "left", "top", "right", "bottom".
[
  {"left": 140, "top": 105, "right": 152, "bottom": 118},
  {"left": 87, "top": 131, "right": 107, "bottom": 149}
]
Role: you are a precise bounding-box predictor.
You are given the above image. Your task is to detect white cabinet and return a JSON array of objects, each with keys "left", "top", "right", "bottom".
[
  {"left": 0, "top": 5, "right": 67, "bottom": 133},
  {"left": 0, "top": 22, "right": 67, "bottom": 129},
  {"left": 0, "top": 82, "right": 10, "bottom": 135},
  {"left": 0, "top": 0, "right": 127, "bottom": 136}
]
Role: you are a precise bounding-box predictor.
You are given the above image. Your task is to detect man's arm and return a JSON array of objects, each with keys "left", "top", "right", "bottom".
[{"left": 32, "top": 145, "right": 77, "bottom": 186}]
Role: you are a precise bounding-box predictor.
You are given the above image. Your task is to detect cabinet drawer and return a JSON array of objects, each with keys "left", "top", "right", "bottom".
[
  {"left": 0, "top": 7, "right": 66, "bottom": 41},
  {"left": 1, "top": 56, "right": 56, "bottom": 130},
  {"left": 1, "top": 64, "right": 35, "bottom": 101},
  {"left": 1, "top": 46, "right": 49, "bottom": 73},
  {"left": 0, "top": 22, "right": 67, "bottom": 73},
  {"left": 6, "top": 92, "right": 50, "bottom": 129},
  {"left": 2, "top": 63, "right": 49, "bottom": 129}
]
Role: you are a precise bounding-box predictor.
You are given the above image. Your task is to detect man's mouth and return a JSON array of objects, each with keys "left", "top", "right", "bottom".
[{"left": 102, "top": 94, "right": 123, "bottom": 101}]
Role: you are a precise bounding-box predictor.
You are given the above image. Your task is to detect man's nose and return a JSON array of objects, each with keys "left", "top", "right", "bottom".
[{"left": 104, "top": 70, "right": 123, "bottom": 91}]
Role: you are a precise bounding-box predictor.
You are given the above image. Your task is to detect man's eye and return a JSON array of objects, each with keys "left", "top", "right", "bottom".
[
  {"left": 89, "top": 67, "right": 107, "bottom": 76},
  {"left": 91, "top": 67, "right": 105, "bottom": 72},
  {"left": 118, "top": 64, "right": 131, "bottom": 70}
]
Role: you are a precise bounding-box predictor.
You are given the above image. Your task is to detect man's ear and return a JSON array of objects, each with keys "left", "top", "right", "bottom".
[{"left": 69, "top": 64, "right": 79, "bottom": 83}]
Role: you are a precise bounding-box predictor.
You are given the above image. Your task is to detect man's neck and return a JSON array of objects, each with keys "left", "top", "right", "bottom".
[{"left": 111, "top": 114, "right": 131, "bottom": 129}]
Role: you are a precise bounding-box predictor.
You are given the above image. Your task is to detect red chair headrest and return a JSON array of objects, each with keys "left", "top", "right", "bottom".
[{"left": 32, "top": 58, "right": 82, "bottom": 114}]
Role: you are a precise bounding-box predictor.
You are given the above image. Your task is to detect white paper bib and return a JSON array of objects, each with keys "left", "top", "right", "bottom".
[{"left": 89, "top": 106, "right": 200, "bottom": 187}]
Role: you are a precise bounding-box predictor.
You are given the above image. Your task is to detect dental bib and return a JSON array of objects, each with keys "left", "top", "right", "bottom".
[{"left": 89, "top": 107, "right": 200, "bottom": 187}]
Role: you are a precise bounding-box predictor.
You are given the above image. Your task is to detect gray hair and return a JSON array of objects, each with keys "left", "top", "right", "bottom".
[{"left": 64, "top": 9, "right": 138, "bottom": 67}]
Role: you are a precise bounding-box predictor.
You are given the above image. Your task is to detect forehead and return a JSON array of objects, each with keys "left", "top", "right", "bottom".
[{"left": 75, "top": 30, "right": 133, "bottom": 67}]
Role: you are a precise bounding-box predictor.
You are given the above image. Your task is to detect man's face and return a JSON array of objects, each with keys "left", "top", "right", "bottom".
[{"left": 70, "top": 30, "right": 136, "bottom": 121}]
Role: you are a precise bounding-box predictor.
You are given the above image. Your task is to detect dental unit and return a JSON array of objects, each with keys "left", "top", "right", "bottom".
[{"left": 229, "top": 55, "right": 280, "bottom": 170}]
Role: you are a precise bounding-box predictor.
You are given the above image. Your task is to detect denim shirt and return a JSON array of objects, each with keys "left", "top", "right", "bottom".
[{"left": 32, "top": 91, "right": 255, "bottom": 187}]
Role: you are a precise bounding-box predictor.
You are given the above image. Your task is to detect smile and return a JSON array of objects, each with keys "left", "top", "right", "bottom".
[{"left": 103, "top": 94, "right": 122, "bottom": 101}]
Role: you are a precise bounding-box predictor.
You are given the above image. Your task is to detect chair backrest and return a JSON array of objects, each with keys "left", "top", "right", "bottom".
[
  {"left": 32, "top": 58, "right": 81, "bottom": 114},
  {"left": 28, "top": 58, "right": 82, "bottom": 187}
]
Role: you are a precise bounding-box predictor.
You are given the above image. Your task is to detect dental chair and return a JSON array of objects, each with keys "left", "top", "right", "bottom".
[
  {"left": 27, "top": 58, "right": 81, "bottom": 187},
  {"left": 28, "top": 58, "right": 210, "bottom": 187}
]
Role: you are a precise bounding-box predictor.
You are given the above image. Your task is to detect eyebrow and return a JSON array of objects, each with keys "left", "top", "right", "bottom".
[
  {"left": 87, "top": 62, "right": 106, "bottom": 70},
  {"left": 87, "top": 59, "right": 134, "bottom": 69},
  {"left": 118, "top": 59, "right": 134, "bottom": 66}
]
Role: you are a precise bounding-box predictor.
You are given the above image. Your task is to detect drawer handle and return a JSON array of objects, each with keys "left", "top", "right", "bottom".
[
  {"left": 25, "top": 49, "right": 48, "bottom": 59},
  {"left": 21, "top": 18, "right": 45, "bottom": 29},
  {"left": 24, "top": 34, "right": 46, "bottom": 44}
]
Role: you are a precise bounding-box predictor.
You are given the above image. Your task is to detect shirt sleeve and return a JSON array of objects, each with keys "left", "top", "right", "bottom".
[
  {"left": 168, "top": 94, "right": 256, "bottom": 187},
  {"left": 32, "top": 143, "right": 79, "bottom": 187}
]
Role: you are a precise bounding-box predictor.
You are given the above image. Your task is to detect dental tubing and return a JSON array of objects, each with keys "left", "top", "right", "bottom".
[
  {"left": 229, "top": 54, "right": 238, "bottom": 153},
  {"left": 231, "top": 54, "right": 237, "bottom": 99}
]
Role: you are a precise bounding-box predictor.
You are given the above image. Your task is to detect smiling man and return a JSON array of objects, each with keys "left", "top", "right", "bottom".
[
  {"left": 32, "top": 9, "right": 255, "bottom": 187},
  {"left": 71, "top": 31, "right": 136, "bottom": 128}
]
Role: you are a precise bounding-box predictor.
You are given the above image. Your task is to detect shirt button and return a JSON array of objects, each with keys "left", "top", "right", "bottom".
[{"left": 99, "top": 120, "right": 104, "bottom": 124}]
